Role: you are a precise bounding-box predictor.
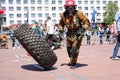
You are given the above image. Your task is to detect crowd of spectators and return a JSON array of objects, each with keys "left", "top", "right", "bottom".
[{"left": 0, "top": 21, "right": 116, "bottom": 49}]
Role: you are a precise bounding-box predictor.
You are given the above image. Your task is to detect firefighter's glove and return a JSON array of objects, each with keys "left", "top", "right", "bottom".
[{"left": 76, "top": 28, "right": 85, "bottom": 37}]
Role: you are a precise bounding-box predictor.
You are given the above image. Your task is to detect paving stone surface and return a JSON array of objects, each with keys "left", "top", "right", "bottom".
[{"left": 0, "top": 39, "right": 120, "bottom": 80}]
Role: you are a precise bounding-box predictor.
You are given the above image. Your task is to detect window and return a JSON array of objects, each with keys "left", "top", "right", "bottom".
[
  {"left": 52, "top": 0, "right": 56, "bottom": 4},
  {"left": 45, "top": 7, "right": 49, "bottom": 11},
  {"left": 17, "top": 20, "right": 22, "bottom": 24},
  {"left": 45, "top": 0, "right": 49, "bottom": 4},
  {"left": 96, "top": 1, "right": 100, "bottom": 4},
  {"left": 10, "top": 20, "right": 14, "bottom": 25},
  {"left": 24, "top": 14, "right": 27, "bottom": 18},
  {"left": 103, "top": 6, "right": 106, "bottom": 10},
  {"left": 97, "top": 13, "right": 100, "bottom": 17},
  {"left": 114, "top": 1, "right": 118, "bottom": 4},
  {"left": 2, "top": 14, "right": 6, "bottom": 17},
  {"left": 9, "top": 14, "right": 14, "bottom": 18},
  {"left": 1, "top": 0, "right": 5, "bottom": 4},
  {"left": 97, "top": 7, "right": 100, "bottom": 10},
  {"left": 16, "top": 0, "right": 21, "bottom": 4},
  {"left": 103, "top": 1, "right": 106, "bottom": 5},
  {"left": 52, "top": 13, "right": 56, "bottom": 17},
  {"left": 84, "top": 7, "right": 88, "bottom": 10},
  {"left": 38, "top": 13, "right": 42, "bottom": 17},
  {"left": 108, "top": 1, "right": 112, "bottom": 4},
  {"left": 38, "top": 20, "right": 42, "bottom": 23},
  {"left": 9, "top": 0, "right": 13, "bottom": 4},
  {"left": 2, "top": 7, "right": 6, "bottom": 10},
  {"left": 17, "top": 14, "right": 22, "bottom": 18},
  {"left": 78, "top": 7, "right": 82, "bottom": 10},
  {"left": 16, "top": 7, "right": 21, "bottom": 11},
  {"left": 38, "top": 0, "right": 42, "bottom": 4},
  {"left": 24, "top": 0, "right": 28, "bottom": 4},
  {"left": 59, "top": 7, "right": 63, "bottom": 11},
  {"left": 52, "top": 7, "right": 56, "bottom": 11},
  {"left": 97, "top": 19, "right": 100, "bottom": 22},
  {"left": 103, "top": 13, "right": 106, "bottom": 17},
  {"left": 31, "top": 20, "right": 36, "bottom": 23},
  {"left": 31, "top": 7, "right": 35, "bottom": 11},
  {"left": 31, "top": 0, "right": 35, "bottom": 4},
  {"left": 24, "top": 20, "right": 28, "bottom": 24},
  {"left": 90, "top": 0, "right": 94, "bottom": 4},
  {"left": 31, "top": 13, "right": 36, "bottom": 18},
  {"left": 37, "top": 7, "right": 42, "bottom": 11},
  {"left": 9, "top": 7, "right": 14, "bottom": 11},
  {"left": 78, "top": 0, "right": 82, "bottom": 4},
  {"left": 58, "top": 0, "right": 62, "bottom": 4},
  {"left": 24, "top": 7, "right": 28, "bottom": 11},
  {"left": 45, "top": 13, "right": 49, "bottom": 17},
  {"left": 90, "top": 7, "right": 94, "bottom": 10},
  {"left": 84, "top": 0, "right": 88, "bottom": 4},
  {"left": 52, "top": 20, "right": 56, "bottom": 24}
]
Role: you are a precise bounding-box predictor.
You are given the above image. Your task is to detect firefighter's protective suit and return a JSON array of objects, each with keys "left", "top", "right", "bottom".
[{"left": 59, "top": 0, "right": 90, "bottom": 68}]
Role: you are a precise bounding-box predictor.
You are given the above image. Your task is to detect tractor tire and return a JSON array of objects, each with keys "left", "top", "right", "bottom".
[{"left": 13, "top": 24, "right": 57, "bottom": 70}]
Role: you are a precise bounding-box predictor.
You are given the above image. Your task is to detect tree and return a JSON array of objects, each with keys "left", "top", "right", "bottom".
[{"left": 103, "top": 2, "right": 118, "bottom": 26}]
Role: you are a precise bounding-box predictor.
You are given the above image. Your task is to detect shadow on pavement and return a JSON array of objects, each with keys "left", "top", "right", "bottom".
[
  {"left": 60, "top": 63, "right": 88, "bottom": 68},
  {"left": 21, "top": 64, "right": 57, "bottom": 71}
]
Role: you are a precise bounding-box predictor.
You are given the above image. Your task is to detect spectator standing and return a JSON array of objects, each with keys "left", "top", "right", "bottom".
[
  {"left": 98, "top": 24, "right": 104, "bottom": 45},
  {"left": 31, "top": 23, "right": 36, "bottom": 31},
  {"left": 35, "top": 22, "right": 42, "bottom": 38},
  {"left": 85, "top": 29, "right": 92, "bottom": 45},
  {"left": 109, "top": 24, "right": 114, "bottom": 44},
  {"left": 8, "top": 26, "right": 16, "bottom": 49},
  {"left": 111, "top": 10, "right": 120, "bottom": 60},
  {"left": 42, "top": 20, "right": 48, "bottom": 39},
  {"left": 106, "top": 27, "right": 111, "bottom": 42},
  {"left": 8, "top": 25, "right": 21, "bottom": 49},
  {"left": 46, "top": 16, "right": 54, "bottom": 43}
]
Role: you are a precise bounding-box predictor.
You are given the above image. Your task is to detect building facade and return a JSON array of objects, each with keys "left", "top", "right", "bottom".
[{"left": 0, "top": 0, "right": 119, "bottom": 26}]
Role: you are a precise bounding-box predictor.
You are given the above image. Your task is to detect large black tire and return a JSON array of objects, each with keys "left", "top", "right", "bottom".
[{"left": 13, "top": 24, "right": 57, "bottom": 70}]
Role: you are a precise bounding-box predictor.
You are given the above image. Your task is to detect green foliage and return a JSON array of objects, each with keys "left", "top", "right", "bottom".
[{"left": 103, "top": 2, "right": 119, "bottom": 26}]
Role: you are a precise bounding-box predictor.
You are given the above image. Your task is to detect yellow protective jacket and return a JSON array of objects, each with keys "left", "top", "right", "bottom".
[{"left": 59, "top": 10, "right": 90, "bottom": 31}]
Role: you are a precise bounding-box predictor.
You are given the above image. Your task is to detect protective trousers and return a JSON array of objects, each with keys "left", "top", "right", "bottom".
[{"left": 67, "top": 35, "right": 83, "bottom": 65}]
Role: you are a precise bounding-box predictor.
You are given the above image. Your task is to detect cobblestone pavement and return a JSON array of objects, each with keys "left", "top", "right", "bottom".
[{"left": 0, "top": 38, "right": 120, "bottom": 80}]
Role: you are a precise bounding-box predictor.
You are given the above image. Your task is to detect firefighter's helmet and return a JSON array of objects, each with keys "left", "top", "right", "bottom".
[{"left": 64, "top": 0, "right": 76, "bottom": 6}]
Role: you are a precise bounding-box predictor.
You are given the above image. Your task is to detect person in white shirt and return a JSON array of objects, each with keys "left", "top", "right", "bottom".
[{"left": 46, "top": 16, "right": 54, "bottom": 42}]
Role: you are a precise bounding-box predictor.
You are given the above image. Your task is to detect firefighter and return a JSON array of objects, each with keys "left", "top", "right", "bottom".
[{"left": 59, "top": 0, "right": 90, "bottom": 69}]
